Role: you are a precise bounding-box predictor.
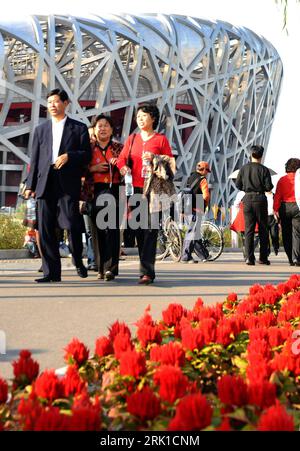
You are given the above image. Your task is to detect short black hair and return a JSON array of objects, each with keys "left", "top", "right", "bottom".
[
  {"left": 136, "top": 103, "right": 160, "bottom": 130},
  {"left": 91, "top": 114, "right": 115, "bottom": 136},
  {"left": 285, "top": 158, "right": 300, "bottom": 173},
  {"left": 46, "top": 89, "right": 69, "bottom": 102},
  {"left": 251, "top": 144, "right": 264, "bottom": 160}
]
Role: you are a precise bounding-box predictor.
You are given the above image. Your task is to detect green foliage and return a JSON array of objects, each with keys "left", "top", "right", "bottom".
[{"left": 0, "top": 214, "right": 27, "bottom": 249}]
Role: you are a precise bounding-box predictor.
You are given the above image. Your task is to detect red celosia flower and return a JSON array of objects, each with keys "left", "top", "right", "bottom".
[
  {"left": 18, "top": 392, "right": 43, "bottom": 430},
  {"left": 249, "top": 284, "right": 263, "bottom": 295},
  {"left": 195, "top": 303, "right": 224, "bottom": 322},
  {"left": 257, "top": 401, "right": 294, "bottom": 431},
  {"left": 246, "top": 354, "right": 272, "bottom": 384},
  {"left": 153, "top": 365, "right": 188, "bottom": 403},
  {"left": 119, "top": 350, "right": 146, "bottom": 378},
  {"left": 127, "top": 386, "right": 161, "bottom": 422},
  {"left": 31, "top": 406, "right": 71, "bottom": 431},
  {"left": 278, "top": 292, "right": 300, "bottom": 322},
  {"left": 248, "top": 381, "right": 277, "bottom": 409},
  {"left": 277, "top": 282, "right": 292, "bottom": 297},
  {"left": 94, "top": 336, "right": 113, "bottom": 358},
  {"left": 0, "top": 378, "right": 8, "bottom": 404},
  {"left": 271, "top": 338, "right": 300, "bottom": 376},
  {"left": 70, "top": 394, "right": 102, "bottom": 431},
  {"left": 168, "top": 393, "right": 212, "bottom": 431},
  {"left": 215, "top": 318, "right": 235, "bottom": 347},
  {"left": 162, "top": 303, "right": 187, "bottom": 327},
  {"left": 150, "top": 342, "right": 185, "bottom": 367},
  {"left": 247, "top": 339, "right": 271, "bottom": 361},
  {"left": 200, "top": 318, "right": 217, "bottom": 344},
  {"left": 63, "top": 365, "right": 86, "bottom": 397},
  {"left": 34, "top": 370, "right": 64, "bottom": 402},
  {"left": 113, "top": 332, "right": 133, "bottom": 359},
  {"left": 267, "top": 325, "right": 292, "bottom": 348},
  {"left": 227, "top": 292, "right": 238, "bottom": 303},
  {"left": 12, "top": 349, "right": 39, "bottom": 389},
  {"left": 217, "top": 375, "right": 248, "bottom": 407},
  {"left": 134, "top": 304, "right": 154, "bottom": 328},
  {"left": 181, "top": 325, "right": 204, "bottom": 351},
  {"left": 64, "top": 338, "right": 89, "bottom": 367},
  {"left": 261, "top": 289, "right": 281, "bottom": 306},
  {"left": 236, "top": 295, "right": 261, "bottom": 316},
  {"left": 108, "top": 321, "right": 131, "bottom": 341},
  {"left": 193, "top": 297, "right": 204, "bottom": 311},
  {"left": 137, "top": 324, "right": 162, "bottom": 347}
]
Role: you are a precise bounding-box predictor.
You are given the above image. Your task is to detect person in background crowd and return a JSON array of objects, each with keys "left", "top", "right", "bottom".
[
  {"left": 25, "top": 88, "right": 91, "bottom": 282},
  {"left": 235, "top": 145, "right": 273, "bottom": 266},
  {"left": 274, "top": 158, "right": 300, "bottom": 266},
  {"left": 265, "top": 191, "right": 280, "bottom": 256},
  {"left": 180, "top": 161, "right": 211, "bottom": 263},
  {"left": 117, "top": 103, "right": 175, "bottom": 285},
  {"left": 89, "top": 114, "right": 123, "bottom": 281}
]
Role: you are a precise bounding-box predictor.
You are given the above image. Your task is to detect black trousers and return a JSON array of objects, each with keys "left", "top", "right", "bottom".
[
  {"left": 37, "top": 168, "right": 83, "bottom": 279},
  {"left": 243, "top": 193, "right": 269, "bottom": 262},
  {"left": 92, "top": 183, "right": 120, "bottom": 276},
  {"left": 267, "top": 215, "right": 279, "bottom": 255},
  {"left": 127, "top": 187, "right": 158, "bottom": 280},
  {"left": 279, "top": 202, "right": 300, "bottom": 264}
]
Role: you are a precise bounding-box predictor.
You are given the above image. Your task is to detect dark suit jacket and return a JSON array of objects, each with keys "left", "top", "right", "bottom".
[{"left": 26, "top": 117, "right": 91, "bottom": 199}]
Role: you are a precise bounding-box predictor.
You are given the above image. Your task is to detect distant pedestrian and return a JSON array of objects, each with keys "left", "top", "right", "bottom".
[
  {"left": 274, "top": 158, "right": 300, "bottom": 266},
  {"left": 235, "top": 145, "right": 273, "bottom": 265}
]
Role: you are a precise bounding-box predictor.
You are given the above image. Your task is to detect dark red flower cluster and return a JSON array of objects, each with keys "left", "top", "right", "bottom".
[
  {"left": 108, "top": 320, "right": 131, "bottom": 341},
  {"left": 127, "top": 386, "right": 161, "bottom": 421},
  {"left": 162, "top": 303, "right": 187, "bottom": 327},
  {"left": 150, "top": 342, "right": 185, "bottom": 367},
  {"left": 119, "top": 349, "right": 146, "bottom": 378},
  {"left": 153, "top": 365, "right": 189, "bottom": 403},
  {"left": 257, "top": 401, "right": 294, "bottom": 431},
  {"left": 94, "top": 336, "right": 113, "bottom": 358},
  {"left": 168, "top": 393, "right": 212, "bottom": 431},
  {"left": 113, "top": 331, "right": 133, "bottom": 359},
  {"left": 34, "top": 370, "right": 65, "bottom": 402},
  {"left": 64, "top": 338, "right": 89, "bottom": 367},
  {"left": 12, "top": 350, "right": 39, "bottom": 389},
  {"left": 0, "top": 378, "right": 8, "bottom": 404}
]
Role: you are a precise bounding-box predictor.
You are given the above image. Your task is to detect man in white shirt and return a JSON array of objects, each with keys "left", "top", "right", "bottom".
[{"left": 25, "top": 89, "right": 91, "bottom": 282}]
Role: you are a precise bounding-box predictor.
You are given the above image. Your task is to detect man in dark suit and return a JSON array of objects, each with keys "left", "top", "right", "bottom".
[
  {"left": 235, "top": 145, "right": 273, "bottom": 266},
  {"left": 25, "top": 89, "right": 91, "bottom": 282}
]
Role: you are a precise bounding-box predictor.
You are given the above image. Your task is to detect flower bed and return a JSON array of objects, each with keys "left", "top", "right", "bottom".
[{"left": 1, "top": 274, "right": 300, "bottom": 431}]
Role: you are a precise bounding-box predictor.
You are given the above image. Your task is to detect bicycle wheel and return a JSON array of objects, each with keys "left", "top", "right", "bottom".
[
  {"left": 194, "top": 220, "right": 224, "bottom": 261},
  {"left": 155, "top": 216, "right": 172, "bottom": 261},
  {"left": 156, "top": 228, "right": 169, "bottom": 260},
  {"left": 167, "top": 220, "right": 183, "bottom": 262}
]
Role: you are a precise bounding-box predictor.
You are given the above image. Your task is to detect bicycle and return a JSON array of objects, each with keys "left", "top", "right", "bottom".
[{"left": 156, "top": 216, "right": 224, "bottom": 262}]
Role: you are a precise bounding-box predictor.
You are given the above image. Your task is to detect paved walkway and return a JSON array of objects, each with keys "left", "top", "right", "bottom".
[{"left": 0, "top": 252, "right": 298, "bottom": 380}]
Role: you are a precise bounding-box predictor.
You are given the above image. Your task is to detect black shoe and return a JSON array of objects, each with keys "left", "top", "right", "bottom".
[
  {"left": 104, "top": 271, "right": 115, "bottom": 281},
  {"left": 293, "top": 261, "right": 300, "bottom": 267},
  {"left": 274, "top": 249, "right": 279, "bottom": 256},
  {"left": 258, "top": 259, "right": 271, "bottom": 265},
  {"left": 35, "top": 276, "right": 61, "bottom": 283},
  {"left": 76, "top": 265, "right": 88, "bottom": 278},
  {"left": 246, "top": 259, "right": 255, "bottom": 266},
  {"left": 38, "top": 265, "right": 43, "bottom": 273}
]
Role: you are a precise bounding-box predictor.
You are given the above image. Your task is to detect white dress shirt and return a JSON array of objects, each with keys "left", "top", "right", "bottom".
[{"left": 52, "top": 116, "right": 67, "bottom": 164}]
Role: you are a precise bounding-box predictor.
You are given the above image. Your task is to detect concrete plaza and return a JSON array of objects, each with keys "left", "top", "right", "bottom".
[{"left": 0, "top": 252, "right": 298, "bottom": 380}]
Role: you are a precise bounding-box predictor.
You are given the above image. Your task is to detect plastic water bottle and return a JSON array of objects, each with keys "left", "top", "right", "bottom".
[
  {"left": 125, "top": 173, "right": 133, "bottom": 196},
  {"left": 141, "top": 152, "right": 152, "bottom": 179},
  {"left": 26, "top": 197, "right": 36, "bottom": 225}
]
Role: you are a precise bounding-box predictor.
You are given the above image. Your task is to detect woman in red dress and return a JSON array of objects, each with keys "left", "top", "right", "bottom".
[{"left": 117, "top": 104, "right": 175, "bottom": 284}]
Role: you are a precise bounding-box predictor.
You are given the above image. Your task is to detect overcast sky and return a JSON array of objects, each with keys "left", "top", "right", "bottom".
[{"left": 3, "top": 0, "right": 300, "bottom": 183}]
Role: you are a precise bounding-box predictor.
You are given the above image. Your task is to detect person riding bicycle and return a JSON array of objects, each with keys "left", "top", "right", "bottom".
[{"left": 180, "top": 161, "right": 211, "bottom": 263}]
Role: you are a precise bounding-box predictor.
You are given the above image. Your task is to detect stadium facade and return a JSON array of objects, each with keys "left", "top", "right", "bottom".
[{"left": 0, "top": 13, "right": 283, "bottom": 218}]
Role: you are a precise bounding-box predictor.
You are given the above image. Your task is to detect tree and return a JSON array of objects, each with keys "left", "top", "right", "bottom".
[{"left": 275, "top": 0, "right": 300, "bottom": 30}]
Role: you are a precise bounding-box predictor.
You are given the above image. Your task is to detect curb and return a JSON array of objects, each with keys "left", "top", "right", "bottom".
[{"left": 0, "top": 249, "right": 30, "bottom": 260}]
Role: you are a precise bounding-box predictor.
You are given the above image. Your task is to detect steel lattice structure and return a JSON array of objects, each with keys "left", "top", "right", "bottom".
[{"left": 0, "top": 13, "right": 283, "bottom": 215}]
